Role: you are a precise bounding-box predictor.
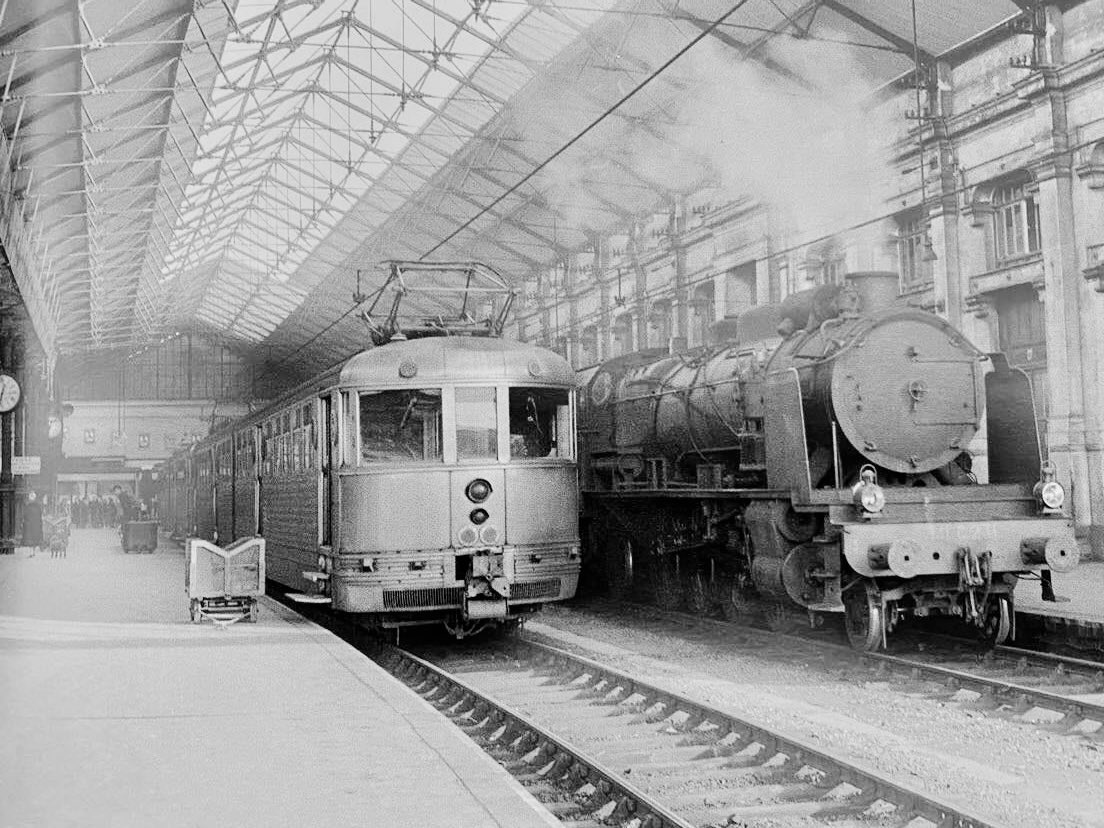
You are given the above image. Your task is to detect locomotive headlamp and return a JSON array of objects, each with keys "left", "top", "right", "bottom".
[
  {"left": 465, "top": 478, "right": 492, "bottom": 503},
  {"left": 1033, "top": 461, "right": 1065, "bottom": 513},
  {"left": 852, "top": 465, "right": 886, "bottom": 517},
  {"left": 469, "top": 508, "right": 489, "bottom": 525}
]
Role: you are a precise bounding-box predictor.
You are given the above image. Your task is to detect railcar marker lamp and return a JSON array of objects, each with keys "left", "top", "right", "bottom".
[
  {"left": 852, "top": 464, "right": 886, "bottom": 518},
  {"left": 1033, "top": 460, "right": 1065, "bottom": 514}
]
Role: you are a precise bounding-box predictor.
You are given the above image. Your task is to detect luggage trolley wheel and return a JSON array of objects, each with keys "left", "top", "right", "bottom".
[{"left": 189, "top": 598, "right": 202, "bottom": 624}]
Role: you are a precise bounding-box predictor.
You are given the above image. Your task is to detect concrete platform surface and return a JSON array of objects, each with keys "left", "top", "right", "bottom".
[{"left": 0, "top": 528, "right": 558, "bottom": 828}]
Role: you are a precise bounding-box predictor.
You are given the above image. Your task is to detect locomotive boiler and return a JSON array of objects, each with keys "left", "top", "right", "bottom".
[{"left": 581, "top": 271, "right": 1078, "bottom": 649}]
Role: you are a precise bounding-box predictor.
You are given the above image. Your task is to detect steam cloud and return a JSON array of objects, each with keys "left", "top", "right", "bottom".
[{"left": 525, "top": 29, "right": 900, "bottom": 240}]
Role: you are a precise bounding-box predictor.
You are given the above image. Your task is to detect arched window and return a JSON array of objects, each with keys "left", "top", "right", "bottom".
[
  {"left": 993, "top": 179, "right": 1041, "bottom": 262},
  {"left": 612, "top": 313, "right": 634, "bottom": 357},
  {"left": 896, "top": 210, "right": 933, "bottom": 287},
  {"left": 648, "top": 299, "right": 672, "bottom": 348},
  {"left": 579, "top": 325, "right": 599, "bottom": 367},
  {"left": 688, "top": 282, "right": 715, "bottom": 348},
  {"left": 971, "top": 171, "right": 1041, "bottom": 267},
  {"left": 806, "top": 239, "right": 845, "bottom": 286}
]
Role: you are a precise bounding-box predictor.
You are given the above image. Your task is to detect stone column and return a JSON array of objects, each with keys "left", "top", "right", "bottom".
[
  {"left": 931, "top": 114, "right": 964, "bottom": 327},
  {"left": 672, "top": 203, "right": 689, "bottom": 341},
  {"left": 1075, "top": 146, "right": 1104, "bottom": 557},
  {"left": 1017, "top": 64, "right": 1099, "bottom": 553}
]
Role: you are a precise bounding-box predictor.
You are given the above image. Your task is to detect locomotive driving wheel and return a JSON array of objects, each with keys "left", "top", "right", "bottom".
[
  {"left": 843, "top": 580, "right": 885, "bottom": 652},
  {"left": 978, "top": 594, "right": 1012, "bottom": 646}
]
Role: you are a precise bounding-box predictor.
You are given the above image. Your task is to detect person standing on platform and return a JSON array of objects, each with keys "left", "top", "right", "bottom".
[
  {"left": 21, "top": 490, "right": 44, "bottom": 558},
  {"left": 113, "top": 485, "right": 134, "bottom": 524}
]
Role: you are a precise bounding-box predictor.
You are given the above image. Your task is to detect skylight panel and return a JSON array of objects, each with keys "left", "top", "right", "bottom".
[{"left": 155, "top": 0, "right": 534, "bottom": 330}]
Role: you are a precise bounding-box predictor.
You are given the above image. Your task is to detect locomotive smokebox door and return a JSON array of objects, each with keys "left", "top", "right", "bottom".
[{"left": 830, "top": 314, "right": 984, "bottom": 474}]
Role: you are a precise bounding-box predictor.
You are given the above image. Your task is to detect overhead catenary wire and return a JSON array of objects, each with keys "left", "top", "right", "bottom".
[
  {"left": 419, "top": 0, "right": 755, "bottom": 260},
  {"left": 266, "top": 0, "right": 754, "bottom": 373}
]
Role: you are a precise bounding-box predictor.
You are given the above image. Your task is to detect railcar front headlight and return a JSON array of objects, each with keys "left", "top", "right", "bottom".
[{"left": 466, "top": 478, "right": 492, "bottom": 503}]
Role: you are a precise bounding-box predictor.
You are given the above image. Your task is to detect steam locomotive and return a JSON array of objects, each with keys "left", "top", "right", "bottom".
[{"left": 579, "top": 271, "right": 1078, "bottom": 649}]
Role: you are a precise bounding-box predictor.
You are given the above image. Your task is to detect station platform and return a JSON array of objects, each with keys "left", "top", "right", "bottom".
[
  {"left": 0, "top": 528, "right": 558, "bottom": 828},
  {"left": 1015, "top": 557, "right": 1104, "bottom": 646}
]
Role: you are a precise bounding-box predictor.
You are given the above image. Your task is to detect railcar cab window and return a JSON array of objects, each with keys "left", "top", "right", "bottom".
[
  {"left": 508, "top": 388, "right": 572, "bottom": 460},
  {"left": 359, "top": 389, "right": 442, "bottom": 463},
  {"left": 455, "top": 386, "right": 498, "bottom": 460}
]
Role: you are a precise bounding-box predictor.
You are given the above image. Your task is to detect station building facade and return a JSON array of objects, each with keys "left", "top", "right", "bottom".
[{"left": 515, "top": 1, "right": 1104, "bottom": 558}]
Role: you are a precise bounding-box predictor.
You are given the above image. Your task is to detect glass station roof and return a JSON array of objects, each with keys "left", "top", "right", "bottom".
[
  {"left": 166, "top": 0, "right": 547, "bottom": 342},
  {"left": 0, "top": 0, "right": 1029, "bottom": 369}
]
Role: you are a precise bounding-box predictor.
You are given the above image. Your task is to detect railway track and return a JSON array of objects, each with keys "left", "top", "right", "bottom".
[
  {"left": 867, "top": 637, "right": 1104, "bottom": 734},
  {"left": 597, "top": 603, "right": 1104, "bottom": 738},
  {"left": 386, "top": 637, "right": 999, "bottom": 828}
]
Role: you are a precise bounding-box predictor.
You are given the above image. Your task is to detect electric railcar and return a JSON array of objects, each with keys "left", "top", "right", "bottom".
[
  {"left": 163, "top": 334, "right": 581, "bottom": 637},
  {"left": 579, "top": 271, "right": 1079, "bottom": 650}
]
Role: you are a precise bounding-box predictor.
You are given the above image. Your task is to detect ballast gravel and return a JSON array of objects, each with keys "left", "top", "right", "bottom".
[{"left": 526, "top": 603, "right": 1104, "bottom": 828}]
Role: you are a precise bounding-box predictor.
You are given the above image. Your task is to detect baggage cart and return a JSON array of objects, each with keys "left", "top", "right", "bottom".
[
  {"left": 122, "top": 520, "right": 159, "bottom": 553},
  {"left": 185, "top": 536, "right": 265, "bottom": 625},
  {"left": 44, "top": 514, "right": 70, "bottom": 558}
]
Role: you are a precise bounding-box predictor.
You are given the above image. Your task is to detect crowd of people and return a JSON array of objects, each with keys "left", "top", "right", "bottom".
[
  {"left": 48, "top": 489, "right": 158, "bottom": 528},
  {"left": 17, "top": 488, "right": 159, "bottom": 557}
]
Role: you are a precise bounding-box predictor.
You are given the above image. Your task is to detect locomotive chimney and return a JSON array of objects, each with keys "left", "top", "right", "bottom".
[{"left": 846, "top": 271, "right": 900, "bottom": 313}]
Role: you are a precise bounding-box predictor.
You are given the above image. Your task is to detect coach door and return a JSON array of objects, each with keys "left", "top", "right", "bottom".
[{"left": 320, "top": 394, "right": 336, "bottom": 546}]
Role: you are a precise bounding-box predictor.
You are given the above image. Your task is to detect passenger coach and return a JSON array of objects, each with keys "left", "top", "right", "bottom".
[{"left": 163, "top": 266, "right": 581, "bottom": 637}]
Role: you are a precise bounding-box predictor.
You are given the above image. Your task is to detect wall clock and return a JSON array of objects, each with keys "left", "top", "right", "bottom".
[{"left": 0, "top": 372, "right": 21, "bottom": 413}]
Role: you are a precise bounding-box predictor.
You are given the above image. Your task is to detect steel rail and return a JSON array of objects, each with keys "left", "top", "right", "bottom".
[
  {"left": 864, "top": 651, "right": 1104, "bottom": 724},
  {"left": 994, "top": 641, "right": 1104, "bottom": 673},
  {"left": 505, "top": 638, "right": 999, "bottom": 828},
  {"left": 377, "top": 643, "right": 696, "bottom": 828},
  {"left": 620, "top": 602, "right": 1104, "bottom": 729}
]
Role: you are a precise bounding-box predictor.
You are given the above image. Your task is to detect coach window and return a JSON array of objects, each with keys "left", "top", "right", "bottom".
[
  {"left": 508, "top": 388, "right": 572, "bottom": 460},
  {"left": 359, "top": 389, "right": 442, "bottom": 463},
  {"left": 455, "top": 386, "right": 498, "bottom": 461}
]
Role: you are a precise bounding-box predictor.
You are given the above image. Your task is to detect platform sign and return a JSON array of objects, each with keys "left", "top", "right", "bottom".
[{"left": 10, "top": 456, "right": 41, "bottom": 475}]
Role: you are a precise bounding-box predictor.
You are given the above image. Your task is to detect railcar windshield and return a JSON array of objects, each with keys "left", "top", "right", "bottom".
[
  {"left": 455, "top": 386, "right": 498, "bottom": 460},
  {"left": 359, "top": 389, "right": 442, "bottom": 463},
  {"left": 508, "top": 387, "right": 572, "bottom": 460}
]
